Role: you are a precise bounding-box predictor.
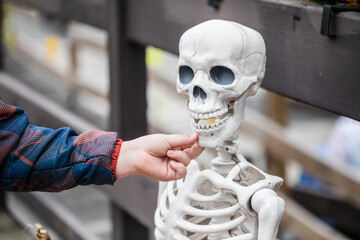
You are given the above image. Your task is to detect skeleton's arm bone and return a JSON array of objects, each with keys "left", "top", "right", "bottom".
[{"left": 251, "top": 188, "right": 285, "bottom": 240}]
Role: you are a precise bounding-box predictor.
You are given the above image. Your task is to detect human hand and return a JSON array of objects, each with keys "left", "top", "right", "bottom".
[{"left": 116, "top": 134, "right": 204, "bottom": 181}]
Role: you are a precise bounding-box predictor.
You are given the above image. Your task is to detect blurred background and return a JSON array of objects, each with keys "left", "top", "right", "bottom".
[{"left": 0, "top": 0, "right": 359, "bottom": 239}]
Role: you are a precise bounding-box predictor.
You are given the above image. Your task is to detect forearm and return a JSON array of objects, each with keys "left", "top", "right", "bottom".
[
  {"left": 0, "top": 126, "right": 118, "bottom": 191},
  {"left": 0, "top": 101, "right": 119, "bottom": 191}
]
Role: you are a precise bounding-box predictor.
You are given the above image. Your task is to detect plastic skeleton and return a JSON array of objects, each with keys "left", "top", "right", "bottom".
[{"left": 155, "top": 20, "right": 285, "bottom": 240}]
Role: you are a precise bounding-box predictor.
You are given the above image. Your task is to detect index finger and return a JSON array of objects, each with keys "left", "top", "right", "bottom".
[{"left": 165, "top": 134, "right": 198, "bottom": 149}]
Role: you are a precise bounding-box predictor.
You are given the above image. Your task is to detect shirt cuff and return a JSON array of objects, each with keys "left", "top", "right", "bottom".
[{"left": 111, "top": 138, "right": 123, "bottom": 180}]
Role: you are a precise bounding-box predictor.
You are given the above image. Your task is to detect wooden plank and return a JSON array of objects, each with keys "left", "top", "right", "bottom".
[
  {"left": 10, "top": 0, "right": 107, "bottom": 29},
  {"left": 14, "top": 192, "right": 101, "bottom": 240},
  {"left": 267, "top": 133, "right": 360, "bottom": 208},
  {"left": 291, "top": 188, "right": 360, "bottom": 237},
  {"left": 266, "top": 92, "right": 288, "bottom": 126},
  {"left": 15, "top": 47, "right": 107, "bottom": 99},
  {"left": 126, "top": 0, "right": 360, "bottom": 121},
  {"left": 281, "top": 193, "right": 350, "bottom": 240},
  {"left": 266, "top": 92, "right": 288, "bottom": 193},
  {"left": 0, "top": 71, "right": 98, "bottom": 132},
  {"left": 242, "top": 108, "right": 360, "bottom": 208}
]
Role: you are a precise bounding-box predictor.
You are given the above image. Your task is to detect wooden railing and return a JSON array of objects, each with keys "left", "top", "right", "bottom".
[{"left": 1, "top": 0, "right": 359, "bottom": 239}]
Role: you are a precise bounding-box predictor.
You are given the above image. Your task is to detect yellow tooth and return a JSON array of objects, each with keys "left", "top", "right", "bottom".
[{"left": 200, "top": 117, "right": 216, "bottom": 125}]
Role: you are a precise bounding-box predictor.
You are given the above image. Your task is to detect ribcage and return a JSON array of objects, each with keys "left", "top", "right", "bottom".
[{"left": 154, "top": 161, "right": 267, "bottom": 240}]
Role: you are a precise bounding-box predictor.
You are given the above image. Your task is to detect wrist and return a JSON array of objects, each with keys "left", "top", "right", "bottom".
[{"left": 116, "top": 140, "right": 137, "bottom": 178}]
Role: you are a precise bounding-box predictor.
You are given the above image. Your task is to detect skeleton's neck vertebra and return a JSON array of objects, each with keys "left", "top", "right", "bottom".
[{"left": 212, "top": 141, "right": 240, "bottom": 177}]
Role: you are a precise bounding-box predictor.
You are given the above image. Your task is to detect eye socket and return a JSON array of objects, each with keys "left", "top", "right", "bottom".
[
  {"left": 179, "top": 66, "right": 194, "bottom": 85},
  {"left": 210, "top": 66, "right": 235, "bottom": 85}
]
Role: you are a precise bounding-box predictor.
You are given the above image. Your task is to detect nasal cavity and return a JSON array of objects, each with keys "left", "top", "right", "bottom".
[{"left": 193, "top": 86, "right": 207, "bottom": 100}]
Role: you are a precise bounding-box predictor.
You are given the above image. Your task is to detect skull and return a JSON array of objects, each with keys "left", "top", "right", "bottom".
[{"left": 177, "top": 20, "right": 266, "bottom": 148}]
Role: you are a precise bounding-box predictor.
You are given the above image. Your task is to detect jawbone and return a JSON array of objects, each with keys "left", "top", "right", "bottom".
[{"left": 189, "top": 101, "right": 241, "bottom": 148}]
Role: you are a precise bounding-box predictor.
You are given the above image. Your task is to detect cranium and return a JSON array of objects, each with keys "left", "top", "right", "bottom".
[{"left": 177, "top": 19, "right": 266, "bottom": 148}]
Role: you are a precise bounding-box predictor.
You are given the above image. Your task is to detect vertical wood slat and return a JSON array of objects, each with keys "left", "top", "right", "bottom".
[
  {"left": 112, "top": 205, "right": 149, "bottom": 240},
  {"left": 107, "top": 0, "right": 148, "bottom": 239},
  {"left": 107, "top": 0, "right": 147, "bottom": 140},
  {"left": 266, "top": 92, "right": 288, "bottom": 193}
]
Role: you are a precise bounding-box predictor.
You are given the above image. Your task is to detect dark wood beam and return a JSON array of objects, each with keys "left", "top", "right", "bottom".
[{"left": 125, "top": 0, "right": 360, "bottom": 121}]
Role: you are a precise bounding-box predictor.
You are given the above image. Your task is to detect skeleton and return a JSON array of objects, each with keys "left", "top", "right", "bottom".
[{"left": 155, "top": 20, "right": 285, "bottom": 240}]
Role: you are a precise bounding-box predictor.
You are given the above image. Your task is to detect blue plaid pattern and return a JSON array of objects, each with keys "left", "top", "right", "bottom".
[{"left": 0, "top": 100, "right": 117, "bottom": 191}]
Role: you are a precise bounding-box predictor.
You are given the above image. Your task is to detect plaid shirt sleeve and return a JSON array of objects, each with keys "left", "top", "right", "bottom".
[{"left": 0, "top": 100, "right": 118, "bottom": 192}]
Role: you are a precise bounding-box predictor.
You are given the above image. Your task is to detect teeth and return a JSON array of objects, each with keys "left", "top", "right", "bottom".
[
  {"left": 199, "top": 117, "right": 216, "bottom": 125},
  {"left": 190, "top": 104, "right": 232, "bottom": 132},
  {"left": 192, "top": 116, "right": 229, "bottom": 131}
]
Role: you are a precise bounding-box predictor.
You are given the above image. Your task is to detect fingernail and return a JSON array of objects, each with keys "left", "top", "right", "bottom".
[{"left": 168, "top": 150, "right": 174, "bottom": 155}]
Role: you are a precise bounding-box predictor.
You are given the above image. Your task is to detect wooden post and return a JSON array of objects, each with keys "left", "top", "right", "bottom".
[
  {"left": 266, "top": 91, "right": 288, "bottom": 192},
  {"left": 107, "top": 0, "right": 147, "bottom": 139},
  {"left": 266, "top": 92, "right": 287, "bottom": 126},
  {"left": 112, "top": 203, "right": 149, "bottom": 240},
  {"left": 107, "top": 0, "right": 148, "bottom": 239},
  {"left": 67, "top": 40, "right": 78, "bottom": 109}
]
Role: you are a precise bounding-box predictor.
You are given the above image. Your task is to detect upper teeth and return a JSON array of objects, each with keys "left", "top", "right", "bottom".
[
  {"left": 189, "top": 108, "right": 227, "bottom": 120},
  {"left": 189, "top": 108, "right": 230, "bottom": 131}
]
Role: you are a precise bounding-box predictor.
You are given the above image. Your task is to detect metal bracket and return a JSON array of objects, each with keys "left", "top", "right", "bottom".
[{"left": 321, "top": 5, "right": 360, "bottom": 37}]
